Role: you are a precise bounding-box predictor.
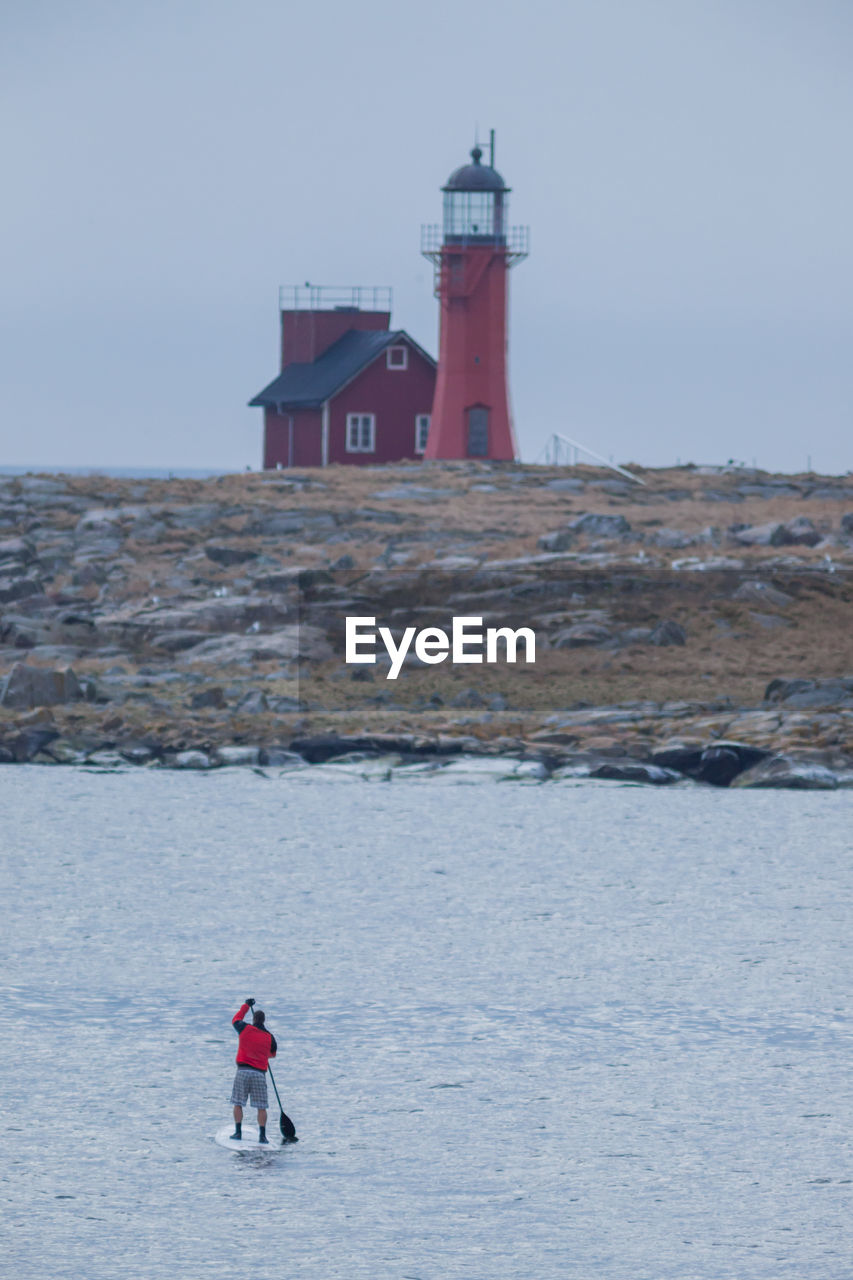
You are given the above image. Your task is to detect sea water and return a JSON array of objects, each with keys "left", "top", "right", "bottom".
[{"left": 2, "top": 766, "right": 851, "bottom": 1279}]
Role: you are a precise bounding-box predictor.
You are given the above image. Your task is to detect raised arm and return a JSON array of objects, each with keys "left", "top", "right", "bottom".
[{"left": 232, "top": 998, "right": 255, "bottom": 1033}]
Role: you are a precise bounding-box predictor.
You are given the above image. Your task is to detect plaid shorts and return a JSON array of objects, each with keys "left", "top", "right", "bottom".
[{"left": 230, "top": 1066, "right": 269, "bottom": 1109}]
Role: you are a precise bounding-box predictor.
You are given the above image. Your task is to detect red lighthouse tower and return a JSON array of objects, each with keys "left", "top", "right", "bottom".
[{"left": 421, "top": 136, "right": 528, "bottom": 460}]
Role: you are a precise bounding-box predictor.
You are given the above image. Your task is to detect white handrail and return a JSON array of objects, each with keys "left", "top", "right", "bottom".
[{"left": 539, "top": 433, "right": 645, "bottom": 485}]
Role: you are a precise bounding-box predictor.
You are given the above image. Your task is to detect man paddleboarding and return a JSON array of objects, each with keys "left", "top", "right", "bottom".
[{"left": 229, "top": 998, "right": 277, "bottom": 1143}]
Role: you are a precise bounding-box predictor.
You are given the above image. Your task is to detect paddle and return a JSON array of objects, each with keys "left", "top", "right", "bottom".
[{"left": 267, "top": 1063, "right": 298, "bottom": 1143}]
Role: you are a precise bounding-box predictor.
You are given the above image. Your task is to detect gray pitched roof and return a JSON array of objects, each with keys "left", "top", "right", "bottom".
[{"left": 249, "top": 329, "right": 435, "bottom": 410}]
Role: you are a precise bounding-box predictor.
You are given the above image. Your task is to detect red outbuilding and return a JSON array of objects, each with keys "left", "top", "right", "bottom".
[{"left": 250, "top": 286, "right": 436, "bottom": 468}]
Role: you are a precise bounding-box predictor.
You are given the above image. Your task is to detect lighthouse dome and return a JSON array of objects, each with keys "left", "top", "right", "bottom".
[{"left": 443, "top": 145, "right": 509, "bottom": 193}]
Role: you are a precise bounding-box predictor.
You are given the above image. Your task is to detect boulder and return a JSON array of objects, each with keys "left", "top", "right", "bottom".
[
  {"left": 650, "top": 528, "right": 695, "bottom": 549},
  {"left": 0, "top": 663, "right": 83, "bottom": 709},
  {"left": 437, "top": 756, "right": 547, "bottom": 782},
  {"left": 553, "top": 623, "right": 614, "bottom": 648},
  {"left": 567, "top": 513, "right": 632, "bottom": 540},
  {"left": 204, "top": 544, "right": 258, "bottom": 566},
  {"left": 176, "top": 626, "right": 331, "bottom": 666},
  {"left": 731, "top": 756, "right": 839, "bottom": 790},
  {"left": 0, "top": 574, "right": 44, "bottom": 605},
  {"left": 152, "top": 631, "right": 211, "bottom": 653},
  {"left": 764, "top": 678, "right": 853, "bottom": 708},
  {"left": 649, "top": 620, "right": 686, "bottom": 647},
  {"left": 588, "top": 761, "right": 682, "bottom": 785},
  {"left": 691, "top": 742, "right": 768, "bottom": 786},
  {"left": 537, "top": 530, "right": 574, "bottom": 552},
  {"left": 119, "top": 741, "right": 161, "bottom": 764},
  {"left": 771, "top": 516, "right": 821, "bottom": 547},
  {"left": 732, "top": 581, "right": 793, "bottom": 609},
  {"left": 650, "top": 743, "right": 705, "bottom": 773},
  {"left": 244, "top": 510, "right": 337, "bottom": 537},
  {"left": 190, "top": 686, "right": 227, "bottom": 710},
  {"left": 729, "top": 522, "right": 782, "bottom": 546},
  {"left": 621, "top": 626, "right": 654, "bottom": 645},
  {"left": 841, "top": 512, "right": 853, "bottom": 536},
  {"left": 258, "top": 746, "right": 306, "bottom": 768},
  {"left": 0, "top": 537, "right": 36, "bottom": 564},
  {"left": 215, "top": 745, "right": 261, "bottom": 766},
  {"left": 450, "top": 687, "right": 487, "bottom": 708},
  {"left": 235, "top": 690, "right": 269, "bottom": 714},
  {"left": 171, "top": 750, "right": 214, "bottom": 769}
]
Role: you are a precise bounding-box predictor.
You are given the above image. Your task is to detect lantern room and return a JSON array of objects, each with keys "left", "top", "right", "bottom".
[{"left": 442, "top": 145, "right": 508, "bottom": 242}]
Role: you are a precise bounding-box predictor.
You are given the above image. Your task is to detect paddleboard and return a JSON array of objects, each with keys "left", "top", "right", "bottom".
[{"left": 214, "top": 1125, "right": 289, "bottom": 1151}]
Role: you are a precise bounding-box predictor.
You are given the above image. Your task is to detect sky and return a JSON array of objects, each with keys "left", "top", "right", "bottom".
[{"left": 1, "top": 0, "right": 851, "bottom": 475}]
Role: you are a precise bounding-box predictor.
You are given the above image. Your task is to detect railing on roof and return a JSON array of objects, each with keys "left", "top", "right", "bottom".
[
  {"left": 420, "top": 224, "right": 530, "bottom": 265},
  {"left": 279, "top": 285, "right": 393, "bottom": 312},
  {"left": 539, "top": 432, "right": 645, "bottom": 485}
]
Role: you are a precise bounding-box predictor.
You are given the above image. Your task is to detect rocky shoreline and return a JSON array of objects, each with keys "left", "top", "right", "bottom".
[{"left": 2, "top": 462, "right": 851, "bottom": 789}]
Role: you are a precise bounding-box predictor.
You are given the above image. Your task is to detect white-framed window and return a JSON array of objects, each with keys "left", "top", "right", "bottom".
[
  {"left": 386, "top": 345, "right": 408, "bottom": 370},
  {"left": 415, "top": 414, "right": 431, "bottom": 454},
  {"left": 346, "top": 413, "right": 375, "bottom": 453}
]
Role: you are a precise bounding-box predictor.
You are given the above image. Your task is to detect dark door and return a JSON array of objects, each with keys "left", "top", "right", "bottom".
[{"left": 467, "top": 406, "right": 489, "bottom": 457}]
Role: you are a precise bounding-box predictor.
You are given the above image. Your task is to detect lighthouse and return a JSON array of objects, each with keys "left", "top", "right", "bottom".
[{"left": 421, "top": 135, "right": 528, "bottom": 461}]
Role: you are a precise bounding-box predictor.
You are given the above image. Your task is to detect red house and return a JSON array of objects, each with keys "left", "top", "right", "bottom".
[{"left": 250, "top": 286, "right": 436, "bottom": 468}]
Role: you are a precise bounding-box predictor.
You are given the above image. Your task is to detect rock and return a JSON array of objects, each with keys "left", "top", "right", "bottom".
[
  {"left": 171, "top": 749, "right": 214, "bottom": 769},
  {"left": 841, "top": 512, "right": 853, "bottom": 536},
  {"left": 176, "top": 626, "right": 331, "bottom": 665},
  {"left": 235, "top": 690, "right": 269, "bottom": 713},
  {"left": 738, "top": 483, "right": 802, "bottom": 499},
  {"left": 204, "top": 544, "right": 258, "bottom": 566},
  {"left": 621, "top": 627, "right": 654, "bottom": 645},
  {"left": 764, "top": 677, "right": 853, "bottom": 708},
  {"left": 0, "top": 663, "right": 83, "bottom": 708},
  {"left": 691, "top": 742, "right": 768, "bottom": 786},
  {"left": 553, "top": 623, "right": 614, "bottom": 648},
  {"left": 12, "top": 727, "right": 60, "bottom": 761},
  {"left": 567, "top": 513, "right": 632, "bottom": 540},
  {"left": 732, "top": 581, "right": 793, "bottom": 609},
  {"left": 731, "top": 756, "right": 839, "bottom": 790},
  {"left": 750, "top": 612, "right": 791, "bottom": 630},
  {"left": 84, "top": 749, "right": 129, "bottom": 769},
  {"left": 438, "top": 756, "right": 546, "bottom": 781},
  {"left": 730, "top": 522, "right": 782, "bottom": 546},
  {"left": 450, "top": 688, "right": 487, "bottom": 708},
  {"left": 374, "top": 487, "right": 452, "bottom": 501},
  {"left": 258, "top": 747, "right": 306, "bottom": 768},
  {"left": 289, "top": 733, "right": 422, "bottom": 764},
  {"left": 244, "top": 510, "right": 337, "bottom": 537},
  {"left": 649, "top": 620, "right": 686, "bottom": 646},
  {"left": 650, "top": 743, "right": 705, "bottom": 772},
  {"left": 588, "top": 761, "right": 682, "bottom": 785},
  {"left": 331, "top": 554, "right": 355, "bottom": 570},
  {"left": 537, "top": 530, "right": 574, "bottom": 552},
  {"left": 650, "top": 528, "right": 695, "bottom": 549},
  {"left": 190, "top": 686, "right": 227, "bottom": 709},
  {"left": 0, "top": 574, "right": 44, "bottom": 604},
  {"left": 215, "top": 745, "right": 261, "bottom": 766},
  {"left": 152, "top": 631, "right": 211, "bottom": 653},
  {"left": 771, "top": 516, "right": 822, "bottom": 547},
  {"left": 0, "top": 537, "right": 36, "bottom": 564},
  {"left": 545, "top": 478, "right": 585, "bottom": 493},
  {"left": 250, "top": 568, "right": 330, "bottom": 592},
  {"left": 15, "top": 477, "right": 68, "bottom": 494},
  {"left": 119, "top": 741, "right": 161, "bottom": 764}
]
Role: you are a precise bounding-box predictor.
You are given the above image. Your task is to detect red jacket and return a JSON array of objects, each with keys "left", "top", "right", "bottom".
[{"left": 232, "top": 1003, "right": 277, "bottom": 1072}]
